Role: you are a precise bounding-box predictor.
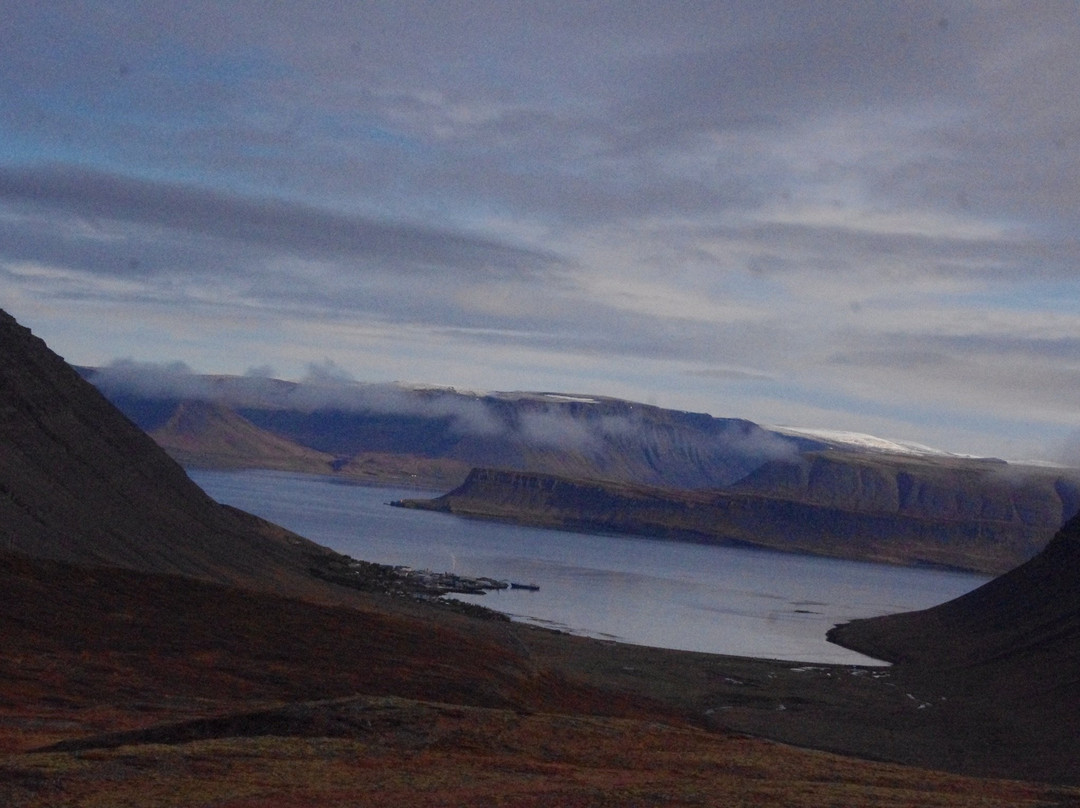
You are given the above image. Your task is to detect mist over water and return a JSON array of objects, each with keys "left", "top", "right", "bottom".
[{"left": 190, "top": 468, "right": 990, "bottom": 665}]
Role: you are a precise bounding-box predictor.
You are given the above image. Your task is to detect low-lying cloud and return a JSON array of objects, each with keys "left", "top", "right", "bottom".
[{"left": 88, "top": 360, "right": 802, "bottom": 478}]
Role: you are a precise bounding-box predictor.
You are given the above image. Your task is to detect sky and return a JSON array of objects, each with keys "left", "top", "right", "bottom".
[{"left": 2, "top": 1, "right": 1079, "bottom": 463}]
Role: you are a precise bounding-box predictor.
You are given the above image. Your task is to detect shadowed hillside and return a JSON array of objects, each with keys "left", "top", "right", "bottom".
[
  {"left": 151, "top": 399, "right": 338, "bottom": 473},
  {"left": 0, "top": 309, "right": 371, "bottom": 600},
  {"left": 830, "top": 510, "right": 1080, "bottom": 669},
  {"left": 828, "top": 509, "right": 1080, "bottom": 782}
]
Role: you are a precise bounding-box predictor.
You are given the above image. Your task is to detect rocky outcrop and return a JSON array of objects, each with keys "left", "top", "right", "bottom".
[
  {"left": 734, "top": 450, "right": 1078, "bottom": 523},
  {"left": 731, "top": 451, "right": 1080, "bottom": 561}
]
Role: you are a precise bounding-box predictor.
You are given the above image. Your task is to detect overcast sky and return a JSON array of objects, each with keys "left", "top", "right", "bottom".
[{"left": 3, "top": 1, "right": 1079, "bottom": 462}]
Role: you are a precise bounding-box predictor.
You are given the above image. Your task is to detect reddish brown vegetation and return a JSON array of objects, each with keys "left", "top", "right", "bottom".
[{"left": 3, "top": 550, "right": 1079, "bottom": 807}]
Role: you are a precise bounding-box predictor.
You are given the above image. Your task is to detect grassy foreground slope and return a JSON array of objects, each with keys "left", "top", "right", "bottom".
[{"left": 3, "top": 549, "right": 1078, "bottom": 807}]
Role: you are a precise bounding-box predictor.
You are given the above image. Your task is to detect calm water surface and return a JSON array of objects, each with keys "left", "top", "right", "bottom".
[{"left": 190, "top": 469, "right": 990, "bottom": 665}]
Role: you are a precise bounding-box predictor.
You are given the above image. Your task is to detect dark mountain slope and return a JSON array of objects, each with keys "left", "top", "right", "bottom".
[
  {"left": 0, "top": 549, "right": 612, "bottom": 752},
  {"left": 0, "top": 309, "right": 348, "bottom": 596},
  {"left": 827, "top": 510, "right": 1080, "bottom": 782},
  {"left": 829, "top": 509, "right": 1080, "bottom": 670}
]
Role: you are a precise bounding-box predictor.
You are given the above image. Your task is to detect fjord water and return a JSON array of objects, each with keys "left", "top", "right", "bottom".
[{"left": 189, "top": 469, "right": 989, "bottom": 665}]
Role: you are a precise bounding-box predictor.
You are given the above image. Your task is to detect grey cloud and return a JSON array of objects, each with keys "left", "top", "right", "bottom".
[
  {"left": 596, "top": 5, "right": 1080, "bottom": 244},
  {"left": 0, "top": 165, "right": 562, "bottom": 277},
  {"left": 0, "top": 2, "right": 1041, "bottom": 239},
  {"left": 88, "top": 359, "right": 212, "bottom": 399},
  {"left": 1059, "top": 430, "right": 1080, "bottom": 469},
  {"left": 617, "top": 2, "right": 973, "bottom": 135},
  {"left": 0, "top": 204, "right": 251, "bottom": 279},
  {"left": 685, "top": 366, "right": 777, "bottom": 383},
  {"left": 4, "top": 3, "right": 1072, "bottom": 233},
  {"left": 692, "top": 218, "right": 1080, "bottom": 286},
  {"left": 6, "top": 2, "right": 1080, "bottom": 463},
  {"left": 828, "top": 349, "right": 954, "bottom": 372},
  {"left": 834, "top": 334, "right": 1080, "bottom": 367},
  {"left": 517, "top": 409, "right": 603, "bottom": 452},
  {"left": 930, "top": 334, "right": 1080, "bottom": 361},
  {"left": 856, "top": 9, "right": 1080, "bottom": 232},
  {"left": 418, "top": 137, "right": 765, "bottom": 226},
  {"left": 821, "top": 332, "right": 1080, "bottom": 433},
  {"left": 430, "top": 310, "right": 793, "bottom": 369},
  {"left": 301, "top": 360, "right": 356, "bottom": 386}
]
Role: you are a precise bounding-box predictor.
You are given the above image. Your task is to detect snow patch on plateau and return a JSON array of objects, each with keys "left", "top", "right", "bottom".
[{"left": 767, "top": 426, "right": 973, "bottom": 458}]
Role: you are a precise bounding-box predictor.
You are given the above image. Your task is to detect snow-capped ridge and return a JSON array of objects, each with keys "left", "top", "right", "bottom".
[{"left": 767, "top": 426, "right": 983, "bottom": 459}]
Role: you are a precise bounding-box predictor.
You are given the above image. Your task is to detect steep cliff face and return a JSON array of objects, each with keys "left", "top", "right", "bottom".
[
  {"left": 396, "top": 467, "right": 1068, "bottom": 573},
  {"left": 438, "top": 396, "right": 806, "bottom": 488},
  {"left": 732, "top": 451, "right": 1080, "bottom": 561}
]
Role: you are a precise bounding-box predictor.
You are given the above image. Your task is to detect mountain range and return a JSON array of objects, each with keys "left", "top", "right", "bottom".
[{"left": 83, "top": 365, "right": 1080, "bottom": 574}]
